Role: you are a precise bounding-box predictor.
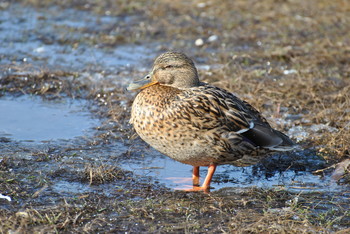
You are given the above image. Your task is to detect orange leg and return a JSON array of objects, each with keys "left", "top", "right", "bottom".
[
  {"left": 201, "top": 164, "right": 216, "bottom": 190},
  {"left": 183, "top": 164, "right": 217, "bottom": 193},
  {"left": 192, "top": 166, "right": 200, "bottom": 186}
]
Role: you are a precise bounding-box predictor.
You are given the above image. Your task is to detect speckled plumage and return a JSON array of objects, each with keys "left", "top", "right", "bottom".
[{"left": 128, "top": 52, "right": 295, "bottom": 191}]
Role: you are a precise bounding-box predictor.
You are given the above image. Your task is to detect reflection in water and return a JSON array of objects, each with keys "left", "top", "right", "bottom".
[{"left": 121, "top": 148, "right": 344, "bottom": 193}]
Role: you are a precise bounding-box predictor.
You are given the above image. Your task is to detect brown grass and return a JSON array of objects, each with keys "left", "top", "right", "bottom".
[
  {"left": 1, "top": 0, "right": 350, "bottom": 233},
  {"left": 83, "top": 164, "right": 127, "bottom": 185}
]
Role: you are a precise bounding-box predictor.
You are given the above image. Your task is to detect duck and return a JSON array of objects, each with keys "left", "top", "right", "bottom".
[{"left": 128, "top": 52, "right": 295, "bottom": 192}]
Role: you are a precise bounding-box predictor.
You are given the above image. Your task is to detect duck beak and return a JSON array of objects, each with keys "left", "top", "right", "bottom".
[{"left": 127, "top": 73, "right": 159, "bottom": 91}]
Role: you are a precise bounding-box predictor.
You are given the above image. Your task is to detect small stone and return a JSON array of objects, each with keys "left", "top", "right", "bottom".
[
  {"left": 195, "top": 38, "right": 204, "bottom": 46},
  {"left": 332, "top": 159, "right": 350, "bottom": 181},
  {"left": 283, "top": 69, "right": 297, "bottom": 75},
  {"left": 197, "top": 2, "right": 206, "bottom": 8},
  {"left": 16, "top": 211, "right": 29, "bottom": 219},
  {"left": 208, "top": 35, "right": 218, "bottom": 42}
]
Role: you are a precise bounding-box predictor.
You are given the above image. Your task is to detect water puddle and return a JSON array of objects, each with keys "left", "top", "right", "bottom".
[
  {"left": 122, "top": 149, "right": 346, "bottom": 193},
  {"left": 0, "top": 3, "right": 155, "bottom": 74},
  {"left": 0, "top": 95, "right": 99, "bottom": 142},
  {"left": 51, "top": 180, "right": 92, "bottom": 195}
]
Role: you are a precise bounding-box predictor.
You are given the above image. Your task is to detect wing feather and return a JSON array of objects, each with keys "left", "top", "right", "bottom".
[{"left": 173, "top": 84, "right": 295, "bottom": 150}]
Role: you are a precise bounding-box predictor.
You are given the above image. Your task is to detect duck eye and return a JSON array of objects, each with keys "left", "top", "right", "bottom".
[{"left": 162, "top": 65, "right": 173, "bottom": 70}]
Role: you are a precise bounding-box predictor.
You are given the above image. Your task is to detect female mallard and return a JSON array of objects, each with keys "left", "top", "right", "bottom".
[{"left": 128, "top": 52, "right": 295, "bottom": 192}]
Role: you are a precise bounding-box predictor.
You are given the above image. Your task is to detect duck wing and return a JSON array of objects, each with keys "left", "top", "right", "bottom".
[{"left": 177, "top": 84, "right": 295, "bottom": 151}]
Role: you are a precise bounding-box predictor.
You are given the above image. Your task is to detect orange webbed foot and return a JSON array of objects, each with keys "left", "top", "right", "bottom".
[
  {"left": 170, "top": 164, "right": 217, "bottom": 194},
  {"left": 175, "top": 185, "right": 211, "bottom": 193}
]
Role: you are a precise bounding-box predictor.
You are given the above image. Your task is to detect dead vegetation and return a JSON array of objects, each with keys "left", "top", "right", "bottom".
[
  {"left": 83, "top": 163, "right": 129, "bottom": 185},
  {"left": 0, "top": 68, "right": 86, "bottom": 98},
  {"left": 1, "top": 0, "right": 350, "bottom": 233},
  {"left": 4, "top": 186, "right": 347, "bottom": 233}
]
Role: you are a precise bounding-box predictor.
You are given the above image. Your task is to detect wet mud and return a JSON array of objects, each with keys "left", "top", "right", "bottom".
[{"left": 1, "top": 1, "right": 349, "bottom": 233}]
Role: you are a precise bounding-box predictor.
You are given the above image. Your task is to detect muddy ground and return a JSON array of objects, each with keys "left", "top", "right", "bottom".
[{"left": 0, "top": 0, "right": 349, "bottom": 233}]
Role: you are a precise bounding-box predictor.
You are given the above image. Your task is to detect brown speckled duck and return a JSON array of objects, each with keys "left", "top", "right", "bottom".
[{"left": 128, "top": 52, "right": 295, "bottom": 192}]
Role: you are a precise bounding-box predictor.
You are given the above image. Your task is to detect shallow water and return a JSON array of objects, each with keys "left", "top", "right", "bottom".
[
  {"left": 0, "top": 3, "right": 154, "bottom": 75},
  {"left": 121, "top": 149, "right": 343, "bottom": 193},
  {"left": 0, "top": 95, "right": 99, "bottom": 142},
  {"left": 0, "top": 4, "right": 349, "bottom": 228}
]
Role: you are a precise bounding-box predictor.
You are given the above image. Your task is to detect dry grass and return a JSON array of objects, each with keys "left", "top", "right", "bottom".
[
  {"left": 0, "top": 68, "right": 86, "bottom": 98},
  {"left": 83, "top": 163, "right": 127, "bottom": 185},
  {"left": 1, "top": 0, "right": 350, "bottom": 233}
]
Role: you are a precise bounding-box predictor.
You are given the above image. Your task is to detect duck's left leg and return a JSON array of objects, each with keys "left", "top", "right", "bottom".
[
  {"left": 192, "top": 166, "right": 200, "bottom": 186},
  {"left": 186, "top": 164, "right": 216, "bottom": 192}
]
